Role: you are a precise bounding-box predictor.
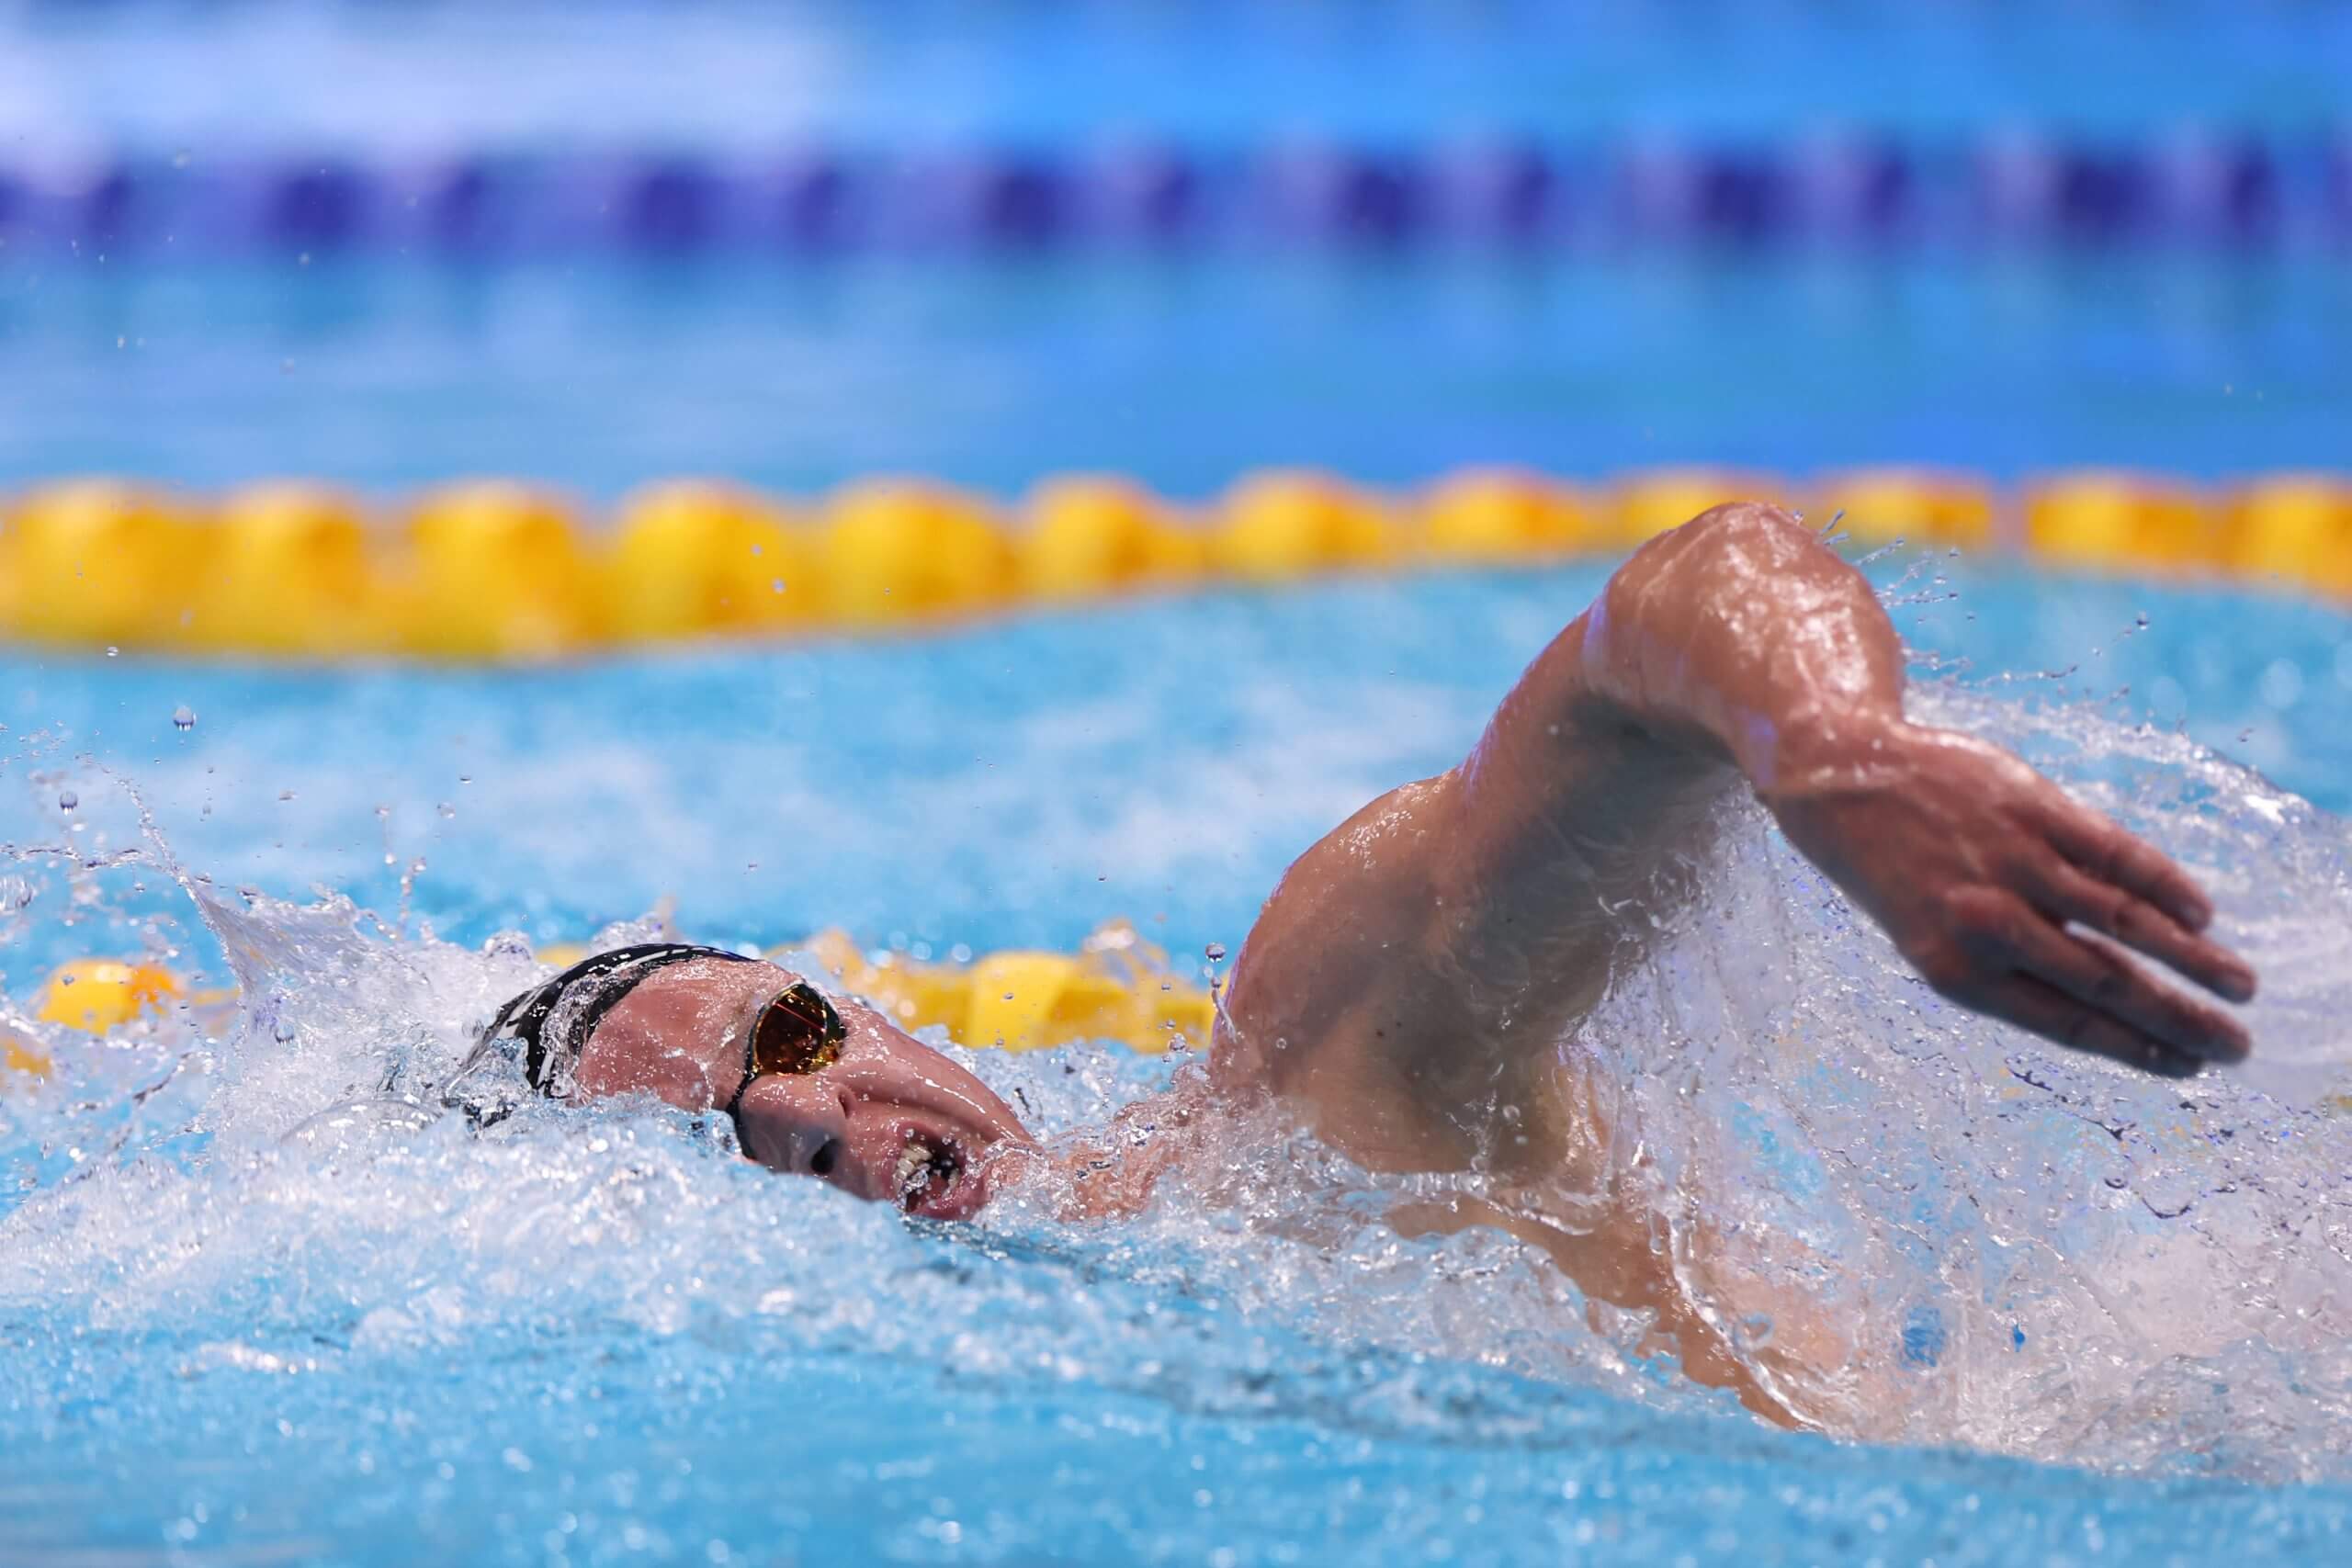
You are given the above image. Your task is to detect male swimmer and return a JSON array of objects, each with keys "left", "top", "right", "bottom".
[{"left": 447, "top": 502, "right": 2257, "bottom": 1426}]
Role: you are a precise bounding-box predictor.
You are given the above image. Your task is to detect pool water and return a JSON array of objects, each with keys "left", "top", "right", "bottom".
[
  {"left": 6, "top": 253, "right": 2346, "bottom": 492},
  {"left": 6, "top": 1, "right": 2345, "bottom": 149},
  {"left": 7, "top": 6, "right": 2352, "bottom": 1562},
  {"left": 3, "top": 563, "right": 2349, "bottom": 1564}
]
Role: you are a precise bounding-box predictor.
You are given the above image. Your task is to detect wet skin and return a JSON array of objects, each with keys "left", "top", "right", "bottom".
[
  {"left": 568, "top": 502, "right": 2259, "bottom": 1428},
  {"left": 575, "top": 955, "right": 1031, "bottom": 1221}
]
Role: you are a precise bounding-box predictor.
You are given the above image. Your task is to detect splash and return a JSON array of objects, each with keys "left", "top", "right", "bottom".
[
  {"left": 0, "top": 675, "right": 2346, "bottom": 1499},
  {"left": 1567, "top": 680, "right": 2352, "bottom": 1475}
]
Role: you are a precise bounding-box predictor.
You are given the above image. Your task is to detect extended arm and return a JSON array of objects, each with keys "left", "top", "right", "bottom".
[{"left": 1215, "top": 502, "right": 2256, "bottom": 1168}]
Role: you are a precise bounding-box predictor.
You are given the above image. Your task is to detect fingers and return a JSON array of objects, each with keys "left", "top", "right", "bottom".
[
  {"left": 2035, "top": 795, "right": 2215, "bottom": 932},
  {"left": 2004, "top": 918, "right": 2251, "bottom": 1065},
  {"left": 1938, "top": 886, "right": 2250, "bottom": 1072},
  {"left": 1971, "top": 971, "right": 2206, "bottom": 1079},
  {"left": 2025, "top": 854, "right": 2257, "bottom": 1004}
]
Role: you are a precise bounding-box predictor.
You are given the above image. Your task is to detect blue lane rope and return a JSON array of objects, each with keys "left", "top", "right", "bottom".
[{"left": 1, "top": 130, "right": 2340, "bottom": 255}]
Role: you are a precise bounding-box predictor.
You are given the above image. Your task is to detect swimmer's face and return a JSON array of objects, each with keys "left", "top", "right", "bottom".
[{"left": 573, "top": 957, "right": 1035, "bottom": 1220}]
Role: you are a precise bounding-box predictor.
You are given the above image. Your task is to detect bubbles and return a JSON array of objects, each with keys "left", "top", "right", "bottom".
[
  {"left": 1, "top": 628, "right": 2349, "bottom": 1558},
  {"left": 57, "top": 791, "right": 77, "bottom": 812},
  {"left": 172, "top": 705, "right": 196, "bottom": 731}
]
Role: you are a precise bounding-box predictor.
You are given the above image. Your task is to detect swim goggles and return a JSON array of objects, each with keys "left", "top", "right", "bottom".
[{"left": 723, "top": 977, "right": 849, "bottom": 1115}]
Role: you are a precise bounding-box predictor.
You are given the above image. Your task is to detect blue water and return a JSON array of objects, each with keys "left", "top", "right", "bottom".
[
  {"left": 1, "top": 563, "right": 2346, "bottom": 970},
  {"left": 3, "top": 0, "right": 2345, "bottom": 150},
  {"left": 3, "top": 565, "right": 2350, "bottom": 1564},
  {"left": 6, "top": 5, "right": 2352, "bottom": 1564},
  {"left": 2, "top": 253, "right": 2347, "bottom": 492}
]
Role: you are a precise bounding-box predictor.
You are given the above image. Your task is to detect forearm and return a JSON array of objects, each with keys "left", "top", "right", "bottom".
[
  {"left": 1403, "top": 502, "right": 1905, "bottom": 1039},
  {"left": 1218, "top": 502, "right": 1919, "bottom": 1157},
  {"left": 1573, "top": 502, "right": 1905, "bottom": 789}
]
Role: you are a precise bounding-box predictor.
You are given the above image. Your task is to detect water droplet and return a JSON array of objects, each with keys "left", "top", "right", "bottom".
[
  {"left": 58, "top": 791, "right": 77, "bottom": 811},
  {"left": 770, "top": 580, "right": 786, "bottom": 594},
  {"left": 105, "top": 646, "right": 119, "bottom": 658},
  {"left": 172, "top": 705, "right": 196, "bottom": 730},
  {"left": 435, "top": 802, "right": 456, "bottom": 819},
  {"left": 1204, "top": 942, "right": 1227, "bottom": 962}
]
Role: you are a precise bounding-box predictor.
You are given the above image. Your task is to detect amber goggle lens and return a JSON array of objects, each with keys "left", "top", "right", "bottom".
[{"left": 752, "top": 982, "right": 847, "bottom": 1077}]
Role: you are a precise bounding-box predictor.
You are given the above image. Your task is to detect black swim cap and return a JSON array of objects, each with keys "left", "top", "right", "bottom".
[{"left": 469, "top": 942, "right": 756, "bottom": 1098}]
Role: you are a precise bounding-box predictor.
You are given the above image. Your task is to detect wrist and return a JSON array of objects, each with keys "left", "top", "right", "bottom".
[{"left": 1743, "top": 705, "right": 1909, "bottom": 800}]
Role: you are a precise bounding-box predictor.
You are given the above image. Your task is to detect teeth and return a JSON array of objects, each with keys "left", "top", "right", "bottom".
[{"left": 893, "top": 1137, "right": 930, "bottom": 1198}]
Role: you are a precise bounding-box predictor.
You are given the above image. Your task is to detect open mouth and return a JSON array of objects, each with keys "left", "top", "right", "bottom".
[{"left": 891, "top": 1131, "right": 966, "bottom": 1217}]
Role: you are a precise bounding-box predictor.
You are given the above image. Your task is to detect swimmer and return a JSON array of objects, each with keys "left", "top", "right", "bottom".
[{"left": 451, "top": 502, "right": 2258, "bottom": 1425}]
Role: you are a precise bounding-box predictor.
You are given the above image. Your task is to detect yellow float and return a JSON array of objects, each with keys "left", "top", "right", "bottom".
[
  {"left": 1813, "top": 468, "right": 1996, "bottom": 548},
  {"left": 14, "top": 926, "right": 1215, "bottom": 1078},
  {"left": 605, "top": 479, "right": 822, "bottom": 641},
  {"left": 2, "top": 1031, "right": 50, "bottom": 1078},
  {"left": 2222, "top": 474, "right": 2352, "bottom": 597},
  {"left": 0, "top": 480, "right": 207, "bottom": 649},
  {"left": 1017, "top": 476, "right": 1205, "bottom": 601},
  {"left": 192, "top": 482, "right": 382, "bottom": 655},
  {"left": 2025, "top": 471, "right": 2218, "bottom": 574},
  {"left": 1206, "top": 470, "right": 1401, "bottom": 582},
  {"left": 791, "top": 922, "right": 1216, "bottom": 1055},
  {"left": 0, "top": 467, "right": 2345, "bottom": 661},
  {"left": 398, "top": 481, "right": 604, "bottom": 659},
  {"left": 820, "top": 479, "right": 1014, "bottom": 626},
  {"left": 35, "top": 959, "right": 183, "bottom": 1033},
  {"left": 1611, "top": 468, "right": 1783, "bottom": 545},
  {"left": 1415, "top": 468, "right": 1593, "bottom": 562}
]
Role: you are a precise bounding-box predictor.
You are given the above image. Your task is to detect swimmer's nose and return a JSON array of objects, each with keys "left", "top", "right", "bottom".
[{"left": 735, "top": 1074, "right": 854, "bottom": 1180}]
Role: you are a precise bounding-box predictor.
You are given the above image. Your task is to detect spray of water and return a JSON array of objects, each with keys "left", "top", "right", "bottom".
[{"left": 0, "top": 675, "right": 2346, "bottom": 1486}]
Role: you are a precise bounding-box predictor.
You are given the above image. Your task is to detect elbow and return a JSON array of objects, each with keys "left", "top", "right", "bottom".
[
  {"left": 1582, "top": 498, "right": 1829, "bottom": 704},
  {"left": 1617, "top": 499, "right": 1825, "bottom": 607},
  {"left": 1671, "top": 499, "right": 1815, "bottom": 555}
]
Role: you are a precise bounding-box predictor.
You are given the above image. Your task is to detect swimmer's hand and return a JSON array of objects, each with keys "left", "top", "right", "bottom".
[{"left": 1763, "top": 716, "right": 2257, "bottom": 1076}]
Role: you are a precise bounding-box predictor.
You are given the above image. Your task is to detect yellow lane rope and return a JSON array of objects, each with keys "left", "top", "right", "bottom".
[
  {"left": 4, "top": 921, "right": 1217, "bottom": 1077},
  {"left": 0, "top": 468, "right": 2345, "bottom": 660}
]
